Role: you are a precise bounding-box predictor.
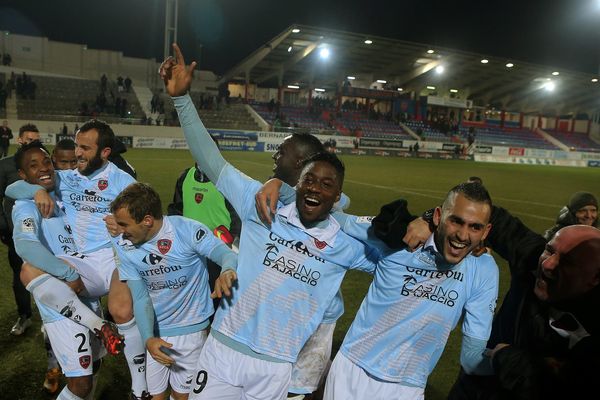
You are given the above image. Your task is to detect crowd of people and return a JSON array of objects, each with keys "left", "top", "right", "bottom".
[{"left": 0, "top": 44, "right": 598, "bottom": 400}]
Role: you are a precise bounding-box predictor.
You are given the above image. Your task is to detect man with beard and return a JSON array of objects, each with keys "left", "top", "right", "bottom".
[
  {"left": 7, "top": 120, "right": 150, "bottom": 400},
  {"left": 445, "top": 211, "right": 600, "bottom": 400},
  {"left": 162, "top": 44, "right": 378, "bottom": 400},
  {"left": 257, "top": 181, "right": 499, "bottom": 400}
]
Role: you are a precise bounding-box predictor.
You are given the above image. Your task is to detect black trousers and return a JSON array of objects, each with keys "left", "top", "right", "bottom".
[{"left": 5, "top": 235, "right": 32, "bottom": 318}]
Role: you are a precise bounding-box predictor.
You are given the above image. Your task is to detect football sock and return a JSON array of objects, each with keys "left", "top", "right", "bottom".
[
  {"left": 117, "top": 318, "right": 148, "bottom": 397},
  {"left": 27, "top": 274, "right": 104, "bottom": 331}
]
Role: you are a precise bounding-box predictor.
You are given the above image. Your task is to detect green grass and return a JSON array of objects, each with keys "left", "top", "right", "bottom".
[{"left": 0, "top": 148, "right": 598, "bottom": 399}]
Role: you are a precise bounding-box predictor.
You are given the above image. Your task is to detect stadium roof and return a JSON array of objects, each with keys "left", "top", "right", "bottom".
[{"left": 222, "top": 24, "right": 600, "bottom": 116}]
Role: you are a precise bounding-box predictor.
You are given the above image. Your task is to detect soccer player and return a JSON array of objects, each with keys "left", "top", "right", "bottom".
[
  {"left": 269, "top": 132, "right": 346, "bottom": 400},
  {"left": 257, "top": 181, "right": 499, "bottom": 400},
  {"left": 7, "top": 120, "right": 150, "bottom": 399},
  {"left": 0, "top": 123, "right": 41, "bottom": 336},
  {"left": 108, "top": 182, "right": 238, "bottom": 400},
  {"left": 12, "top": 141, "right": 112, "bottom": 400},
  {"left": 52, "top": 138, "right": 78, "bottom": 171},
  {"left": 162, "top": 44, "right": 378, "bottom": 400}
]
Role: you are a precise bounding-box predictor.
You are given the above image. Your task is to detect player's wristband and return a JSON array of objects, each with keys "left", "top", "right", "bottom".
[{"left": 422, "top": 208, "right": 435, "bottom": 223}]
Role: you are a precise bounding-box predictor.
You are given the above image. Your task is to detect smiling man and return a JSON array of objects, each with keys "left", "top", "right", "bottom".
[
  {"left": 162, "top": 44, "right": 378, "bottom": 400},
  {"left": 12, "top": 141, "right": 120, "bottom": 400},
  {"left": 6, "top": 120, "right": 150, "bottom": 399}
]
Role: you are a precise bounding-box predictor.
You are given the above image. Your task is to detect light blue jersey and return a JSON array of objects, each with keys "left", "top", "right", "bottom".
[
  {"left": 339, "top": 216, "right": 498, "bottom": 388},
  {"left": 55, "top": 162, "right": 135, "bottom": 253},
  {"left": 115, "top": 216, "right": 231, "bottom": 337},
  {"left": 211, "top": 165, "right": 377, "bottom": 363},
  {"left": 12, "top": 199, "right": 96, "bottom": 324}
]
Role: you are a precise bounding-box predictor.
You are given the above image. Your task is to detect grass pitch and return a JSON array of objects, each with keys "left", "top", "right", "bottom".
[{"left": 0, "top": 148, "right": 597, "bottom": 399}]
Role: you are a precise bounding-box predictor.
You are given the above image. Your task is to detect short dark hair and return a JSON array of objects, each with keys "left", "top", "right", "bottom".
[
  {"left": 301, "top": 151, "right": 345, "bottom": 188},
  {"left": 291, "top": 133, "right": 324, "bottom": 159},
  {"left": 468, "top": 176, "right": 483, "bottom": 184},
  {"left": 79, "top": 119, "right": 115, "bottom": 150},
  {"left": 14, "top": 140, "right": 50, "bottom": 170},
  {"left": 55, "top": 138, "right": 76, "bottom": 152},
  {"left": 19, "top": 123, "right": 39, "bottom": 137},
  {"left": 442, "top": 182, "right": 493, "bottom": 214},
  {"left": 110, "top": 183, "right": 163, "bottom": 223}
]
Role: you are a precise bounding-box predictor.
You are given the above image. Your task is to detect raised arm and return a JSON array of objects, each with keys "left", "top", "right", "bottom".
[{"left": 161, "top": 44, "right": 226, "bottom": 183}]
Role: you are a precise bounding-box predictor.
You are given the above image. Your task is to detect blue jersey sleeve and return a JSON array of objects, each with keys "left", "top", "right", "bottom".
[
  {"left": 12, "top": 201, "right": 79, "bottom": 281},
  {"left": 128, "top": 279, "right": 155, "bottom": 345},
  {"left": 6, "top": 180, "right": 44, "bottom": 200},
  {"left": 462, "top": 255, "right": 499, "bottom": 340},
  {"left": 184, "top": 220, "right": 238, "bottom": 271},
  {"left": 113, "top": 236, "right": 141, "bottom": 281},
  {"left": 215, "top": 164, "right": 263, "bottom": 220},
  {"left": 337, "top": 213, "right": 389, "bottom": 254}
]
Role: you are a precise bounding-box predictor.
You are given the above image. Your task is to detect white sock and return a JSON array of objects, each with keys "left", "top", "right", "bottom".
[
  {"left": 56, "top": 386, "right": 83, "bottom": 400},
  {"left": 117, "top": 318, "right": 148, "bottom": 397},
  {"left": 27, "top": 275, "right": 104, "bottom": 332}
]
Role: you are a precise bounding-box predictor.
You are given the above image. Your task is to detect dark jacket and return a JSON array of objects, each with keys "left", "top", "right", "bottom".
[
  {"left": 0, "top": 155, "right": 20, "bottom": 233},
  {"left": 451, "top": 206, "right": 600, "bottom": 400}
]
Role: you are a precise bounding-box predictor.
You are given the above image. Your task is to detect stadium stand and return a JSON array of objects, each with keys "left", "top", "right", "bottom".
[
  {"left": 458, "top": 125, "right": 559, "bottom": 149},
  {"left": 0, "top": 73, "right": 6, "bottom": 119},
  {"left": 16, "top": 74, "right": 144, "bottom": 123},
  {"left": 545, "top": 129, "right": 600, "bottom": 152}
]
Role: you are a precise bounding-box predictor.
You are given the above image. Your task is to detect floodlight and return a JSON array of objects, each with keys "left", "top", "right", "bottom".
[
  {"left": 288, "top": 85, "right": 300, "bottom": 89},
  {"left": 292, "top": 28, "right": 300, "bottom": 33},
  {"left": 544, "top": 81, "right": 555, "bottom": 92},
  {"left": 377, "top": 79, "right": 387, "bottom": 84},
  {"left": 347, "top": 76, "right": 356, "bottom": 80},
  {"left": 506, "top": 63, "right": 514, "bottom": 68},
  {"left": 435, "top": 65, "right": 444, "bottom": 74},
  {"left": 364, "top": 39, "right": 373, "bottom": 44},
  {"left": 287, "top": 46, "right": 292, "bottom": 52},
  {"left": 552, "top": 71, "right": 559, "bottom": 76},
  {"left": 397, "top": 88, "right": 403, "bottom": 91},
  {"left": 427, "top": 86, "right": 436, "bottom": 90},
  {"left": 480, "top": 59, "right": 489, "bottom": 64},
  {"left": 319, "top": 48, "right": 330, "bottom": 59},
  {"left": 315, "top": 88, "right": 325, "bottom": 92},
  {"left": 592, "top": 78, "right": 599, "bottom": 83},
  {"left": 450, "top": 89, "right": 458, "bottom": 93},
  {"left": 427, "top": 49, "right": 435, "bottom": 54}
]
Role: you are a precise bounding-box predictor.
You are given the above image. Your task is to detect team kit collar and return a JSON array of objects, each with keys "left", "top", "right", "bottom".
[
  {"left": 276, "top": 203, "right": 340, "bottom": 248},
  {"left": 421, "top": 233, "right": 456, "bottom": 269}
]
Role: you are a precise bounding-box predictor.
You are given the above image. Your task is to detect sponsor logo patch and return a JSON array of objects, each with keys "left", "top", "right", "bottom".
[
  {"left": 79, "top": 355, "right": 91, "bottom": 369},
  {"left": 21, "top": 218, "right": 35, "bottom": 233},
  {"left": 194, "top": 193, "right": 204, "bottom": 204},
  {"left": 356, "top": 216, "right": 374, "bottom": 224},
  {"left": 314, "top": 239, "right": 327, "bottom": 250},
  {"left": 157, "top": 239, "right": 172, "bottom": 255},
  {"left": 98, "top": 179, "right": 108, "bottom": 191},
  {"left": 195, "top": 229, "right": 206, "bottom": 242}
]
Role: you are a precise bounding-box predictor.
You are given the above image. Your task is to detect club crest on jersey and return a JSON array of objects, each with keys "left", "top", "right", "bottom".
[
  {"left": 157, "top": 239, "right": 172, "bottom": 254},
  {"left": 194, "top": 193, "right": 204, "bottom": 204},
  {"left": 79, "top": 355, "right": 91, "bottom": 369},
  {"left": 98, "top": 179, "right": 108, "bottom": 191},
  {"left": 314, "top": 239, "right": 327, "bottom": 250}
]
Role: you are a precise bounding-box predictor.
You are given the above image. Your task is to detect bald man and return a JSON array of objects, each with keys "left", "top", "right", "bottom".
[{"left": 448, "top": 207, "right": 600, "bottom": 400}]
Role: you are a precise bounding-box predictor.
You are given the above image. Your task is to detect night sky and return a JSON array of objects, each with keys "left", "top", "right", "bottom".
[{"left": 1, "top": 0, "right": 599, "bottom": 76}]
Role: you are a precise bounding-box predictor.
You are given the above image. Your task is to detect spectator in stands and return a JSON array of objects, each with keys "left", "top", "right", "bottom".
[
  {"left": 0, "top": 84, "right": 7, "bottom": 110},
  {"left": 0, "top": 120, "right": 13, "bottom": 157},
  {"left": 61, "top": 123, "right": 68, "bottom": 136},
  {"left": 100, "top": 74, "right": 108, "bottom": 92},
  {"left": 0, "top": 123, "right": 41, "bottom": 336},
  {"left": 73, "top": 124, "right": 79, "bottom": 135},
  {"left": 413, "top": 141, "right": 420, "bottom": 153},
  {"left": 6, "top": 73, "right": 15, "bottom": 99},
  {"left": 117, "top": 76, "right": 124, "bottom": 92},
  {"left": 2, "top": 53, "right": 11, "bottom": 66},
  {"left": 124, "top": 76, "right": 132, "bottom": 93},
  {"left": 150, "top": 93, "right": 159, "bottom": 113},
  {"left": 120, "top": 98, "right": 128, "bottom": 118},
  {"left": 115, "top": 97, "right": 122, "bottom": 115},
  {"left": 544, "top": 192, "right": 598, "bottom": 240}
]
